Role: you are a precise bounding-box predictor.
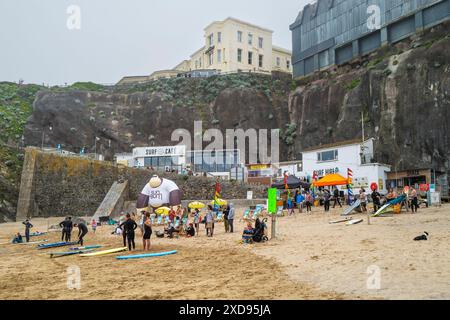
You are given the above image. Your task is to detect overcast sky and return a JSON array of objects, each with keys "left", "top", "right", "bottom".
[{"left": 0, "top": 0, "right": 309, "bottom": 85}]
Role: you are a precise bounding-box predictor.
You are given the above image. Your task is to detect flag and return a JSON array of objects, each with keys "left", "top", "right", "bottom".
[
  {"left": 213, "top": 179, "right": 221, "bottom": 209},
  {"left": 284, "top": 172, "right": 291, "bottom": 201},
  {"left": 347, "top": 168, "right": 354, "bottom": 204}
]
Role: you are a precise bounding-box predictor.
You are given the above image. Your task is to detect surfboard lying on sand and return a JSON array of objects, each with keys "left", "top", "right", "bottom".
[
  {"left": 69, "top": 245, "right": 102, "bottom": 251},
  {"left": 373, "top": 203, "right": 392, "bottom": 217},
  {"left": 329, "top": 218, "right": 352, "bottom": 224},
  {"left": 37, "top": 242, "right": 78, "bottom": 250},
  {"left": 341, "top": 199, "right": 361, "bottom": 216},
  {"left": 30, "top": 232, "right": 47, "bottom": 237},
  {"left": 80, "top": 247, "right": 127, "bottom": 257},
  {"left": 116, "top": 250, "right": 178, "bottom": 260},
  {"left": 346, "top": 219, "right": 364, "bottom": 226},
  {"left": 49, "top": 249, "right": 94, "bottom": 258}
]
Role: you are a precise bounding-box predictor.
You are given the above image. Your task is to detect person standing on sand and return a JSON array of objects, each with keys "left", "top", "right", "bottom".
[
  {"left": 323, "top": 189, "right": 331, "bottom": 212},
  {"left": 305, "top": 192, "right": 313, "bottom": 213},
  {"left": 410, "top": 187, "right": 419, "bottom": 213},
  {"left": 360, "top": 189, "right": 368, "bottom": 213},
  {"left": 66, "top": 217, "right": 73, "bottom": 242},
  {"left": 205, "top": 207, "right": 214, "bottom": 237},
  {"left": 120, "top": 214, "right": 138, "bottom": 251},
  {"left": 228, "top": 204, "right": 235, "bottom": 233},
  {"left": 371, "top": 189, "right": 382, "bottom": 213},
  {"left": 223, "top": 205, "right": 230, "bottom": 233},
  {"left": 59, "top": 218, "right": 68, "bottom": 242},
  {"left": 91, "top": 219, "right": 97, "bottom": 233},
  {"left": 74, "top": 221, "right": 88, "bottom": 246},
  {"left": 22, "top": 219, "right": 33, "bottom": 243},
  {"left": 332, "top": 187, "right": 342, "bottom": 208},
  {"left": 142, "top": 212, "right": 152, "bottom": 251},
  {"left": 193, "top": 209, "right": 201, "bottom": 236}
]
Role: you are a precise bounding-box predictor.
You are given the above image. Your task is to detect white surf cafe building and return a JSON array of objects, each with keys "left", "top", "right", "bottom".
[{"left": 300, "top": 138, "right": 391, "bottom": 193}]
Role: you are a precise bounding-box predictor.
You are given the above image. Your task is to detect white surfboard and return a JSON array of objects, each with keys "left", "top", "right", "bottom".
[
  {"left": 342, "top": 199, "right": 361, "bottom": 216},
  {"left": 373, "top": 203, "right": 392, "bottom": 217},
  {"left": 346, "top": 219, "right": 363, "bottom": 226},
  {"left": 329, "top": 218, "right": 352, "bottom": 224}
]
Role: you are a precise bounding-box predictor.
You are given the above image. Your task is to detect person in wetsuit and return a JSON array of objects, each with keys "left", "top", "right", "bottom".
[
  {"left": 120, "top": 214, "right": 138, "bottom": 251},
  {"left": 22, "top": 220, "right": 33, "bottom": 243},
  {"left": 74, "top": 222, "right": 88, "bottom": 246},
  {"left": 142, "top": 212, "right": 152, "bottom": 251},
  {"left": 59, "top": 218, "right": 69, "bottom": 242}
]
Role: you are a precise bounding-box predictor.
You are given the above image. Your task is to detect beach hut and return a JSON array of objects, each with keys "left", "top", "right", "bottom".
[{"left": 313, "top": 174, "right": 349, "bottom": 187}]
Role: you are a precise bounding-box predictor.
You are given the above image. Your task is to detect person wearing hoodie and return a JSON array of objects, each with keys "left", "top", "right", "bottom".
[{"left": 228, "top": 204, "right": 235, "bottom": 233}]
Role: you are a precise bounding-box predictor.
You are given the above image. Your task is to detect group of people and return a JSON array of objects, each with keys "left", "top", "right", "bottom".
[
  {"left": 288, "top": 187, "right": 343, "bottom": 214},
  {"left": 58, "top": 217, "right": 89, "bottom": 246},
  {"left": 286, "top": 185, "right": 422, "bottom": 215}
]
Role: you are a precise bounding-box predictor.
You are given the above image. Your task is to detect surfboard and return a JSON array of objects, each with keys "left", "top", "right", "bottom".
[
  {"left": 50, "top": 249, "right": 94, "bottom": 258},
  {"left": 346, "top": 219, "right": 363, "bottom": 226},
  {"left": 69, "top": 245, "right": 102, "bottom": 251},
  {"left": 30, "top": 232, "right": 47, "bottom": 237},
  {"left": 329, "top": 218, "right": 352, "bottom": 224},
  {"left": 37, "top": 242, "right": 78, "bottom": 250},
  {"left": 80, "top": 247, "right": 127, "bottom": 257},
  {"left": 373, "top": 203, "right": 392, "bottom": 217},
  {"left": 341, "top": 199, "right": 361, "bottom": 216},
  {"left": 116, "top": 250, "right": 178, "bottom": 260}
]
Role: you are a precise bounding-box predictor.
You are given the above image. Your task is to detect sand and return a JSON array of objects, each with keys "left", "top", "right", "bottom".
[{"left": 0, "top": 204, "right": 449, "bottom": 300}]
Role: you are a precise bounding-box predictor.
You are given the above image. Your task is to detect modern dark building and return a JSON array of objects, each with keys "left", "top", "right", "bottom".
[{"left": 290, "top": 0, "right": 450, "bottom": 78}]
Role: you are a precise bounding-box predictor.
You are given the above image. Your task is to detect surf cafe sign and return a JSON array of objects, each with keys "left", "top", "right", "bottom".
[
  {"left": 313, "top": 168, "right": 340, "bottom": 177},
  {"left": 133, "top": 146, "right": 186, "bottom": 158}
]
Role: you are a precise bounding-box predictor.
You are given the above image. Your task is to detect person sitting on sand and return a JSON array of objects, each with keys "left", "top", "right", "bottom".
[
  {"left": 242, "top": 222, "right": 254, "bottom": 244},
  {"left": 186, "top": 223, "right": 196, "bottom": 238},
  {"left": 12, "top": 233, "right": 23, "bottom": 244}
]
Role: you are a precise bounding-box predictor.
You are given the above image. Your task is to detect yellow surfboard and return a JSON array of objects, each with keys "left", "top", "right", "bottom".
[{"left": 80, "top": 247, "right": 127, "bottom": 257}]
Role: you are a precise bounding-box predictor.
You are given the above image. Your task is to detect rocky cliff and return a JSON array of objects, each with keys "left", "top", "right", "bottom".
[{"left": 23, "top": 23, "right": 450, "bottom": 174}]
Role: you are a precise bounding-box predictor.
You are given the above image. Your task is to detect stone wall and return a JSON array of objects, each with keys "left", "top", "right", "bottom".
[{"left": 16, "top": 148, "right": 266, "bottom": 219}]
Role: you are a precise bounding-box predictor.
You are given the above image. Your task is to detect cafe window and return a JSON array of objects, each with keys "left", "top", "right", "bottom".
[{"left": 317, "top": 150, "right": 338, "bottom": 162}]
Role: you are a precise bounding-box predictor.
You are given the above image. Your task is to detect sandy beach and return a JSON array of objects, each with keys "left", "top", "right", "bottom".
[{"left": 0, "top": 204, "right": 449, "bottom": 300}]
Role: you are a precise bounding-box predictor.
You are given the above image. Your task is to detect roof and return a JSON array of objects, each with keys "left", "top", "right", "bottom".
[
  {"left": 204, "top": 17, "right": 274, "bottom": 33},
  {"left": 272, "top": 45, "right": 292, "bottom": 55},
  {"left": 303, "top": 138, "right": 374, "bottom": 153},
  {"left": 313, "top": 173, "right": 349, "bottom": 187}
]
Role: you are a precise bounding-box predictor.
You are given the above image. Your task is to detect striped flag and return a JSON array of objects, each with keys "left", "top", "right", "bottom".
[
  {"left": 347, "top": 168, "right": 354, "bottom": 204},
  {"left": 213, "top": 179, "right": 221, "bottom": 209}
]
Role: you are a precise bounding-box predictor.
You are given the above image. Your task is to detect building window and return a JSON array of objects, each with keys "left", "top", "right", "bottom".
[
  {"left": 276, "top": 57, "right": 281, "bottom": 67},
  {"left": 217, "top": 49, "right": 222, "bottom": 63},
  {"left": 317, "top": 150, "right": 339, "bottom": 162},
  {"left": 259, "top": 54, "right": 263, "bottom": 68},
  {"left": 208, "top": 34, "right": 214, "bottom": 47},
  {"left": 237, "top": 31, "right": 242, "bottom": 42},
  {"left": 258, "top": 37, "right": 264, "bottom": 48},
  {"left": 237, "top": 49, "right": 242, "bottom": 63},
  {"left": 208, "top": 52, "right": 214, "bottom": 66},
  {"left": 248, "top": 33, "right": 253, "bottom": 45},
  {"left": 287, "top": 60, "right": 290, "bottom": 69},
  {"left": 248, "top": 51, "right": 253, "bottom": 65},
  {"left": 218, "top": 32, "right": 222, "bottom": 43}
]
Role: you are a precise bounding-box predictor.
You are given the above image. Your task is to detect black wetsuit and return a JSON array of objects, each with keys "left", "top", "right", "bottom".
[
  {"left": 120, "top": 219, "right": 138, "bottom": 250},
  {"left": 143, "top": 220, "right": 152, "bottom": 240},
  {"left": 77, "top": 223, "right": 88, "bottom": 246},
  {"left": 59, "top": 220, "right": 71, "bottom": 242},
  {"left": 66, "top": 220, "right": 73, "bottom": 242},
  {"left": 22, "top": 221, "right": 33, "bottom": 242}
]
